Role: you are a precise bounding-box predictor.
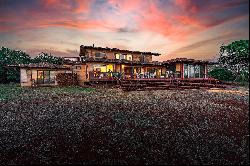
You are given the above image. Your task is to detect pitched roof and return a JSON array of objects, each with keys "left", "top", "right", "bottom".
[
  {"left": 7, "top": 62, "right": 70, "bottom": 69},
  {"left": 162, "top": 58, "right": 210, "bottom": 64}
]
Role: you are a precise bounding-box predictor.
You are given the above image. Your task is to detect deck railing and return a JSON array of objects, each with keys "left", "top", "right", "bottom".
[
  {"left": 88, "top": 70, "right": 211, "bottom": 81},
  {"left": 89, "top": 71, "right": 168, "bottom": 81},
  {"left": 89, "top": 71, "right": 121, "bottom": 81}
]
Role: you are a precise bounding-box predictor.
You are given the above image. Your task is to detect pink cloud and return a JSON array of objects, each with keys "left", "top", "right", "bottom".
[
  {"left": 108, "top": 0, "right": 143, "bottom": 12},
  {"left": 42, "top": 0, "right": 72, "bottom": 10},
  {"left": 136, "top": 2, "right": 196, "bottom": 41}
]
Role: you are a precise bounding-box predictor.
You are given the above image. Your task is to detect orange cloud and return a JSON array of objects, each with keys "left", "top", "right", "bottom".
[{"left": 74, "top": 0, "right": 91, "bottom": 13}]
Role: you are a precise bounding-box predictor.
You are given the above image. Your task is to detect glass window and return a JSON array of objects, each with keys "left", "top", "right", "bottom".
[
  {"left": 44, "top": 71, "right": 50, "bottom": 84},
  {"left": 95, "top": 52, "right": 106, "bottom": 59},
  {"left": 37, "top": 71, "right": 44, "bottom": 84},
  {"left": 188, "top": 65, "right": 195, "bottom": 78},
  {"left": 120, "top": 54, "right": 126, "bottom": 59},
  {"left": 115, "top": 53, "right": 120, "bottom": 59},
  {"left": 184, "top": 64, "right": 188, "bottom": 78},
  {"left": 36, "top": 70, "right": 57, "bottom": 84},
  {"left": 126, "top": 54, "right": 132, "bottom": 61},
  {"left": 194, "top": 65, "right": 200, "bottom": 78},
  {"left": 200, "top": 65, "right": 205, "bottom": 78}
]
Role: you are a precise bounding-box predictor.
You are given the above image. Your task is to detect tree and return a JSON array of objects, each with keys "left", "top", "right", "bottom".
[
  {"left": 219, "top": 40, "right": 249, "bottom": 73},
  {"left": 33, "top": 52, "right": 63, "bottom": 65},
  {"left": 208, "top": 68, "right": 235, "bottom": 82},
  {"left": 0, "top": 47, "right": 32, "bottom": 83},
  {"left": 218, "top": 40, "right": 249, "bottom": 83}
]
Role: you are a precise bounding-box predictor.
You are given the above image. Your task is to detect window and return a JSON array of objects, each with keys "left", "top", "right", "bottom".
[
  {"left": 184, "top": 64, "right": 188, "bottom": 78},
  {"left": 126, "top": 54, "right": 132, "bottom": 61},
  {"left": 188, "top": 65, "right": 195, "bottom": 78},
  {"left": 115, "top": 53, "right": 120, "bottom": 59},
  {"left": 75, "top": 66, "right": 81, "bottom": 69},
  {"left": 115, "top": 53, "right": 126, "bottom": 60},
  {"left": 95, "top": 52, "right": 106, "bottom": 59},
  {"left": 200, "top": 65, "right": 205, "bottom": 78},
  {"left": 194, "top": 65, "right": 200, "bottom": 78},
  {"left": 36, "top": 70, "right": 56, "bottom": 84},
  {"left": 120, "top": 54, "right": 126, "bottom": 59},
  {"left": 140, "top": 55, "right": 145, "bottom": 62}
]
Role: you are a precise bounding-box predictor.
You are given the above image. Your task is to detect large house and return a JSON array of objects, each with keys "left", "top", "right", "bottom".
[{"left": 16, "top": 45, "right": 211, "bottom": 86}]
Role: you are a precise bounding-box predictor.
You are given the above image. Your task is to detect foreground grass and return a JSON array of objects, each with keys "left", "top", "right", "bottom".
[
  {"left": 0, "top": 84, "right": 94, "bottom": 101},
  {"left": 0, "top": 85, "right": 249, "bottom": 165}
]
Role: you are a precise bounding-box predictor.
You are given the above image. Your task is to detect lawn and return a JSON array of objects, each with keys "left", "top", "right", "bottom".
[{"left": 0, "top": 84, "right": 249, "bottom": 165}]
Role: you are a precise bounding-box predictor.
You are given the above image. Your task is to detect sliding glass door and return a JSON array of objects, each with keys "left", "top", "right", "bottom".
[{"left": 36, "top": 70, "right": 56, "bottom": 84}]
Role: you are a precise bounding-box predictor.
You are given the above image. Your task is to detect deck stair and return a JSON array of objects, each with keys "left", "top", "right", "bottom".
[{"left": 119, "top": 78, "right": 228, "bottom": 91}]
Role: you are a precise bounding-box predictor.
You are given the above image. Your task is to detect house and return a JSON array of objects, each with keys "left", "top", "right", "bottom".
[
  {"left": 14, "top": 45, "right": 211, "bottom": 87},
  {"left": 78, "top": 45, "right": 164, "bottom": 82},
  {"left": 9, "top": 63, "right": 72, "bottom": 86},
  {"left": 74, "top": 45, "right": 210, "bottom": 84},
  {"left": 162, "top": 58, "right": 209, "bottom": 79}
]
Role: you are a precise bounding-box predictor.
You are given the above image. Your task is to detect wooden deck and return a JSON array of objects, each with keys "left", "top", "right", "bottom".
[
  {"left": 120, "top": 78, "right": 221, "bottom": 91},
  {"left": 89, "top": 77, "right": 231, "bottom": 91}
]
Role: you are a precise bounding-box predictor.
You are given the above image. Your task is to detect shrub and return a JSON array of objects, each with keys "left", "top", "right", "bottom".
[
  {"left": 235, "top": 70, "right": 249, "bottom": 86},
  {"left": 56, "top": 73, "right": 78, "bottom": 86},
  {"left": 208, "top": 68, "right": 235, "bottom": 81}
]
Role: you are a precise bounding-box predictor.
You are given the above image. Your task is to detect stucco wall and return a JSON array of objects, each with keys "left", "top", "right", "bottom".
[{"left": 72, "top": 64, "right": 87, "bottom": 85}]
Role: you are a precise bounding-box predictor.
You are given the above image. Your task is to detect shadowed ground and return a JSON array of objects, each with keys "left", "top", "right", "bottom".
[{"left": 0, "top": 85, "right": 249, "bottom": 165}]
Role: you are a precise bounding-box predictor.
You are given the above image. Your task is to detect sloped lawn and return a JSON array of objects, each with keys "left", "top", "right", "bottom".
[{"left": 0, "top": 85, "right": 249, "bottom": 165}]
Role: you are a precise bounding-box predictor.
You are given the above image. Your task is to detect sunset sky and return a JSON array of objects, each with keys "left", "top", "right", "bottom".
[{"left": 0, "top": 0, "right": 249, "bottom": 61}]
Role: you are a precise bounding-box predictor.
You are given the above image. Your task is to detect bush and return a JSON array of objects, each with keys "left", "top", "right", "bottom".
[
  {"left": 235, "top": 70, "right": 249, "bottom": 86},
  {"left": 208, "top": 68, "right": 235, "bottom": 81},
  {"left": 56, "top": 73, "right": 78, "bottom": 86}
]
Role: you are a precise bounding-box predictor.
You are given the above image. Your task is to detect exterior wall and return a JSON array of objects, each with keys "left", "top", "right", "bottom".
[
  {"left": 72, "top": 64, "right": 87, "bottom": 85},
  {"left": 144, "top": 55, "right": 152, "bottom": 62},
  {"left": 20, "top": 69, "right": 32, "bottom": 87},
  {"left": 132, "top": 53, "right": 141, "bottom": 61},
  {"left": 20, "top": 68, "right": 71, "bottom": 87},
  {"left": 81, "top": 48, "right": 153, "bottom": 62},
  {"left": 175, "top": 63, "right": 181, "bottom": 72},
  {"left": 105, "top": 51, "right": 115, "bottom": 59}
]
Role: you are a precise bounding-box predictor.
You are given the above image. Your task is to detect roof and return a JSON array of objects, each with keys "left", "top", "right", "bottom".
[
  {"left": 7, "top": 62, "right": 71, "bottom": 69},
  {"left": 84, "top": 58, "right": 163, "bottom": 66},
  {"left": 63, "top": 57, "right": 80, "bottom": 59},
  {"left": 80, "top": 45, "right": 161, "bottom": 56},
  {"left": 162, "top": 58, "right": 210, "bottom": 64}
]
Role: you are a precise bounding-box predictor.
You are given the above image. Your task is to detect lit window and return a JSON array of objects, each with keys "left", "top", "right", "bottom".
[
  {"left": 115, "top": 53, "right": 120, "bottom": 59},
  {"left": 127, "top": 54, "right": 132, "bottom": 61}
]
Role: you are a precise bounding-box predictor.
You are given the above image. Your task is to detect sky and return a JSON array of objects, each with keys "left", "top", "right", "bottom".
[{"left": 0, "top": 0, "right": 249, "bottom": 61}]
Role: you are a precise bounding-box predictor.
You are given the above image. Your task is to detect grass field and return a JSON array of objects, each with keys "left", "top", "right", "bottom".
[{"left": 0, "top": 84, "right": 249, "bottom": 164}]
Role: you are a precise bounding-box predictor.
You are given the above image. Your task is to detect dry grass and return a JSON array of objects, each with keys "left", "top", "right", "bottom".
[{"left": 0, "top": 85, "right": 249, "bottom": 165}]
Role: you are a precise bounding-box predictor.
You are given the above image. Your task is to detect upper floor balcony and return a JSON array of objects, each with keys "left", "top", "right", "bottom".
[{"left": 79, "top": 45, "right": 160, "bottom": 63}]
